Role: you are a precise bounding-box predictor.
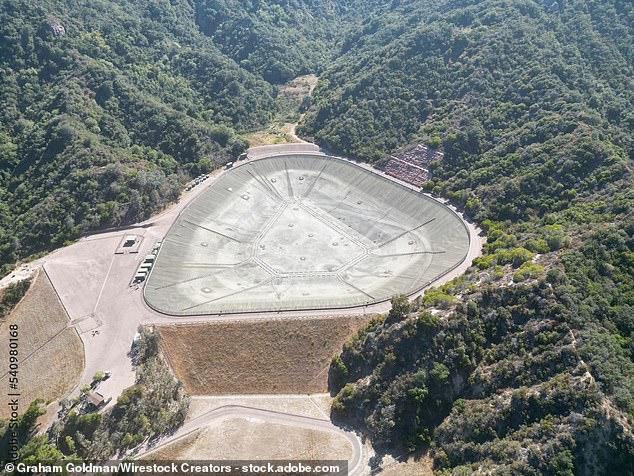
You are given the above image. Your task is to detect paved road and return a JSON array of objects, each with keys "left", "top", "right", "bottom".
[{"left": 139, "top": 404, "right": 364, "bottom": 475}]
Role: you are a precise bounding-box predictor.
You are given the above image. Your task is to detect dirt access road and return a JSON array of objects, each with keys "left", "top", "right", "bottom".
[{"left": 140, "top": 403, "right": 364, "bottom": 475}]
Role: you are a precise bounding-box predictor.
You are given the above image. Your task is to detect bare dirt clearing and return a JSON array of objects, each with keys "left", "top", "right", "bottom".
[
  {"left": 158, "top": 315, "right": 372, "bottom": 394},
  {"left": 140, "top": 396, "right": 369, "bottom": 473},
  {"left": 278, "top": 74, "right": 319, "bottom": 102},
  {"left": 146, "top": 417, "right": 353, "bottom": 461},
  {"left": 243, "top": 74, "right": 318, "bottom": 146},
  {"left": 243, "top": 122, "right": 299, "bottom": 146},
  {"left": 0, "top": 270, "right": 84, "bottom": 417},
  {"left": 378, "top": 455, "right": 434, "bottom": 475}
]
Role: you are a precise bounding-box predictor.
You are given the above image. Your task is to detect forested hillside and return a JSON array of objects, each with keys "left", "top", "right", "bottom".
[
  {"left": 0, "top": 0, "right": 273, "bottom": 272},
  {"left": 194, "top": 0, "right": 337, "bottom": 83},
  {"left": 309, "top": 0, "right": 634, "bottom": 473},
  {"left": 0, "top": 0, "right": 391, "bottom": 274},
  {"left": 0, "top": 0, "right": 279, "bottom": 273},
  {"left": 193, "top": 0, "right": 390, "bottom": 83}
]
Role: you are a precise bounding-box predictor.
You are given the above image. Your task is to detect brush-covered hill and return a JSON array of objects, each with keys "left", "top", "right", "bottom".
[
  {"left": 0, "top": 0, "right": 282, "bottom": 271},
  {"left": 307, "top": 0, "right": 634, "bottom": 473},
  {"left": 192, "top": 0, "right": 391, "bottom": 83},
  {"left": 0, "top": 0, "right": 390, "bottom": 273},
  {"left": 193, "top": 0, "right": 338, "bottom": 83}
]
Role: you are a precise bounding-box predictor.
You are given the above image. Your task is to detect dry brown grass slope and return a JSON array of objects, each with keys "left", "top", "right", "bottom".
[
  {"left": 0, "top": 269, "right": 84, "bottom": 417},
  {"left": 158, "top": 315, "right": 372, "bottom": 395},
  {"left": 146, "top": 418, "right": 353, "bottom": 460}
]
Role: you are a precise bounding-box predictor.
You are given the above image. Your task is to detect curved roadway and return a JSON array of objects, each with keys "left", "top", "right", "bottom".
[{"left": 140, "top": 404, "right": 363, "bottom": 475}]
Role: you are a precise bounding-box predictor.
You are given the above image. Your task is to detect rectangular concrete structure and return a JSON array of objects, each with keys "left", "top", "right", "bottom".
[{"left": 144, "top": 154, "right": 470, "bottom": 314}]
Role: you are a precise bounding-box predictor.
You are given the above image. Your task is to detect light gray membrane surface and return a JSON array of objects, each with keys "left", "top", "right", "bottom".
[{"left": 145, "top": 155, "right": 470, "bottom": 314}]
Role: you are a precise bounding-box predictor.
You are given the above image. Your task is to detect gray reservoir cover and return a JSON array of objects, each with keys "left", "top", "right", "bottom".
[{"left": 144, "top": 154, "right": 470, "bottom": 315}]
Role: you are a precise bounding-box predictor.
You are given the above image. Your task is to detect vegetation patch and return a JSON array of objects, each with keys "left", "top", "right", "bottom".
[
  {"left": 330, "top": 223, "right": 634, "bottom": 474},
  {"left": 243, "top": 74, "right": 319, "bottom": 146},
  {"left": 0, "top": 279, "right": 31, "bottom": 319},
  {"left": 243, "top": 123, "right": 299, "bottom": 147}
]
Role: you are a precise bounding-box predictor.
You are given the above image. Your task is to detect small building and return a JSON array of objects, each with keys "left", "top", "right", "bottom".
[
  {"left": 123, "top": 235, "right": 137, "bottom": 247},
  {"left": 86, "top": 391, "right": 105, "bottom": 409}
]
